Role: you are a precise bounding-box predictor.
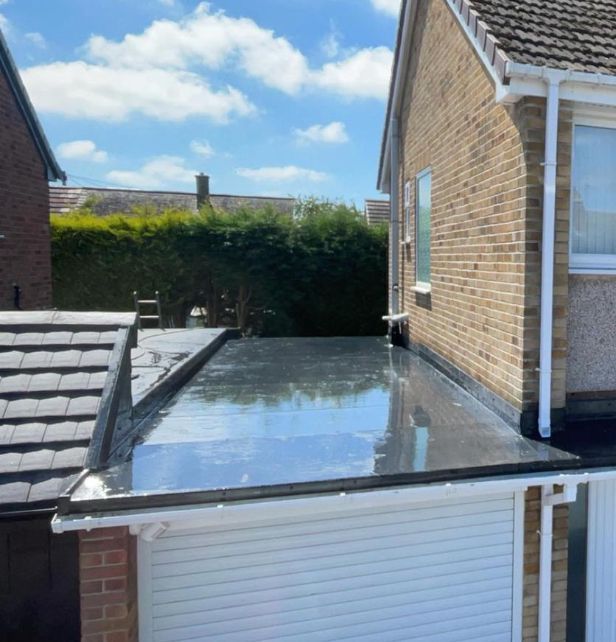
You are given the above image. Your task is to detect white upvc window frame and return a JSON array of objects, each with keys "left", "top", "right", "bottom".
[
  {"left": 415, "top": 167, "right": 432, "bottom": 291},
  {"left": 569, "top": 109, "right": 616, "bottom": 274},
  {"left": 403, "top": 180, "right": 412, "bottom": 244}
]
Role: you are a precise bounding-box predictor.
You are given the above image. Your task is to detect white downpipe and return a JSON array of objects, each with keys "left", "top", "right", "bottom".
[
  {"left": 538, "top": 483, "right": 578, "bottom": 642},
  {"left": 538, "top": 75, "right": 563, "bottom": 438},
  {"left": 390, "top": 117, "right": 401, "bottom": 316}
]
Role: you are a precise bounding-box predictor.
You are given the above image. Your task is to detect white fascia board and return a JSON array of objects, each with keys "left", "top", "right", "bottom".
[
  {"left": 50, "top": 469, "right": 616, "bottom": 535},
  {"left": 501, "top": 61, "right": 616, "bottom": 107}
]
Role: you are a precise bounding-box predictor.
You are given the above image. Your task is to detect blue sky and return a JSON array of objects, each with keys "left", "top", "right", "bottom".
[{"left": 1, "top": 0, "right": 399, "bottom": 205}]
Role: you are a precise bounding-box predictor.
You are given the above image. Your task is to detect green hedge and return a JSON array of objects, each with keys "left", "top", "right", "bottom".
[{"left": 51, "top": 200, "right": 388, "bottom": 337}]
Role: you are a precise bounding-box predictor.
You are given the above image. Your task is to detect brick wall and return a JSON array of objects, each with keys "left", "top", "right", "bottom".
[
  {"left": 523, "top": 487, "right": 568, "bottom": 642},
  {"left": 79, "top": 527, "right": 138, "bottom": 642},
  {"left": 394, "top": 0, "right": 574, "bottom": 428},
  {"left": 0, "top": 66, "right": 52, "bottom": 310}
]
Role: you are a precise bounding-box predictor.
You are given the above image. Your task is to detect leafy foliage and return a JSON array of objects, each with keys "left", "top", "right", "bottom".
[{"left": 51, "top": 199, "right": 388, "bottom": 337}]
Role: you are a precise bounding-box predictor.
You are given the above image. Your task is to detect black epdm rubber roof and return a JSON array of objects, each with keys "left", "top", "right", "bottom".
[
  {"left": 0, "top": 312, "right": 136, "bottom": 513},
  {"left": 470, "top": 0, "right": 616, "bottom": 75}
]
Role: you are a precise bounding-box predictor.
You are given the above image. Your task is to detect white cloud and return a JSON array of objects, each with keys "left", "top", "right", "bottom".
[
  {"left": 314, "top": 47, "right": 393, "bottom": 100},
  {"left": 371, "top": 0, "right": 400, "bottom": 17},
  {"left": 84, "top": 3, "right": 391, "bottom": 100},
  {"left": 107, "top": 155, "right": 196, "bottom": 189},
  {"left": 236, "top": 165, "right": 329, "bottom": 183},
  {"left": 190, "top": 140, "right": 215, "bottom": 158},
  {"left": 294, "top": 122, "right": 349, "bottom": 145},
  {"left": 57, "top": 139, "right": 109, "bottom": 163},
  {"left": 21, "top": 62, "right": 255, "bottom": 122},
  {"left": 25, "top": 32, "right": 46, "bottom": 48},
  {"left": 159, "top": 0, "right": 176, "bottom": 5},
  {"left": 0, "top": 13, "right": 9, "bottom": 32}
]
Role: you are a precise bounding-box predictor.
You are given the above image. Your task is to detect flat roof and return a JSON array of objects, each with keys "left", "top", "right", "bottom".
[{"left": 62, "top": 337, "right": 577, "bottom": 513}]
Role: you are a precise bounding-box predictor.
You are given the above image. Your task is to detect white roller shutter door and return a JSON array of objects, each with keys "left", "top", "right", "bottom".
[{"left": 139, "top": 492, "right": 523, "bottom": 642}]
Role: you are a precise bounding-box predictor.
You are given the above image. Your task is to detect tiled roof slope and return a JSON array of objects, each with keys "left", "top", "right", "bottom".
[
  {"left": 0, "top": 312, "right": 136, "bottom": 512},
  {"left": 49, "top": 186, "right": 296, "bottom": 216},
  {"left": 365, "top": 199, "right": 390, "bottom": 226},
  {"left": 468, "top": 0, "right": 616, "bottom": 75}
]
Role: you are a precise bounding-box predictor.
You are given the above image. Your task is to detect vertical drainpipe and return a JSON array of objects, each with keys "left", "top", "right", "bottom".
[
  {"left": 390, "top": 117, "right": 400, "bottom": 317},
  {"left": 538, "top": 74, "right": 562, "bottom": 439}
]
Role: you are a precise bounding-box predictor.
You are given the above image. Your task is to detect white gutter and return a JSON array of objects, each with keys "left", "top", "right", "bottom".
[
  {"left": 51, "top": 470, "right": 611, "bottom": 534},
  {"left": 389, "top": 117, "right": 401, "bottom": 316},
  {"left": 538, "top": 482, "right": 579, "bottom": 642},
  {"left": 538, "top": 72, "right": 565, "bottom": 438}
]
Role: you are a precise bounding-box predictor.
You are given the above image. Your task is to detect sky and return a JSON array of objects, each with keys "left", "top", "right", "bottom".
[{"left": 0, "top": 0, "right": 400, "bottom": 205}]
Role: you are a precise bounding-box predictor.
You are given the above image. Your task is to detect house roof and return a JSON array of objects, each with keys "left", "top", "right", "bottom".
[
  {"left": 468, "top": 0, "right": 616, "bottom": 76},
  {"left": 0, "top": 311, "right": 136, "bottom": 513},
  {"left": 378, "top": 0, "right": 616, "bottom": 189},
  {"left": 49, "top": 186, "right": 296, "bottom": 216},
  {"left": 0, "top": 30, "right": 65, "bottom": 183},
  {"left": 364, "top": 199, "right": 390, "bottom": 226}
]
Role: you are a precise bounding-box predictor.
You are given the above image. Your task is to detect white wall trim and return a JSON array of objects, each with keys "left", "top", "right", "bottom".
[
  {"left": 511, "top": 490, "right": 525, "bottom": 642},
  {"left": 137, "top": 537, "right": 153, "bottom": 642}
]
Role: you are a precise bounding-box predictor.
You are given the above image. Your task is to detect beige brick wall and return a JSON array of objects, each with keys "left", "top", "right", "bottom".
[
  {"left": 523, "top": 487, "right": 568, "bottom": 642},
  {"left": 395, "top": 0, "right": 574, "bottom": 422}
]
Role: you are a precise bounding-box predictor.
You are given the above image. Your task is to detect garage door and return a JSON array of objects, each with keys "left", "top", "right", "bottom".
[
  {"left": 139, "top": 492, "right": 523, "bottom": 642},
  {"left": 587, "top": 479, "right": 616, "bottom": 642}
]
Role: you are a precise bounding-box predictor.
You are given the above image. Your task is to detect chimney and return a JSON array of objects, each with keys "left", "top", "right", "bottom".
[{"left": 196, "top": 173, "right": 210, "bottom": 208}]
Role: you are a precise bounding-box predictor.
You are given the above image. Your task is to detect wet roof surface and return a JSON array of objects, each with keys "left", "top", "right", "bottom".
[{"left": 69, "top": 337, "right": 575, "bottom": 507}]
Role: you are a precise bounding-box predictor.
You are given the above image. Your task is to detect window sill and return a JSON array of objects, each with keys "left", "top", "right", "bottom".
[{"left": 410, "top": 285, "right": 431, "bottom": 295}]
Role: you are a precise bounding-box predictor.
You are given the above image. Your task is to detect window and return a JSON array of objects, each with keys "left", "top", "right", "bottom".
[
  {"left": 404, "top": 181, "right": 412, "bottom": 243},
  {"left": 415, "top": 168, "right": 431, "bottom": 287},
  {"left": 571, "top": 123, "right": 616, "bottom": 271}
]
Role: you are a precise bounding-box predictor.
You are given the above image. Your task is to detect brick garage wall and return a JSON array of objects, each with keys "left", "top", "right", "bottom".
[
  {"left": 0, "top": 66, "right": 52, "bottom": 310},
  {"left": 79, "top": 527, "right": 138, "bottom": 642},
  {"left": 395, "top": 0, "right": 573, "bottom": 426},
  {"left": 523, "top": 487, "right": 568, "bottom": 642}
]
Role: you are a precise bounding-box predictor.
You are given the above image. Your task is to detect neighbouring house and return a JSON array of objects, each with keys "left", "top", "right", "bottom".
[
  {"left": 50, "top": 174, "right": 296, "bottom": 216},
  {"left": 377, "top": 0, "right": 616, "bottom": 638},
  {"left": 0, "top": 30, "right": 65, "bottom": 311},
  {"left": 364, "top": 198, "right": 390, "bottom": 226}
]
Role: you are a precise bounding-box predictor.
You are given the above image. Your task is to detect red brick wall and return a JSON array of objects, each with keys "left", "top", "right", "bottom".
[
  {"left": 79, "top": 527, "right": 138, "bottom": 642},
  {"left": 0, "top": 66, "right": 52, "bottom": 310}
]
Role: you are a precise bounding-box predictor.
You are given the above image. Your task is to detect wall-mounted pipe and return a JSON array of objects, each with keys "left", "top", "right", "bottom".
[
  {"left": 538, "top": 73, "right": 564, "bottom": 438},
  {"left": 390, "top": 117, "right": 401, "bottom": 318}
]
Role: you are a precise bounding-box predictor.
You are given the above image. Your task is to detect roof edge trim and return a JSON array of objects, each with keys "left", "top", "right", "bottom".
[{"left": 0, "top": 30, "right": 66, "bottom": 183}]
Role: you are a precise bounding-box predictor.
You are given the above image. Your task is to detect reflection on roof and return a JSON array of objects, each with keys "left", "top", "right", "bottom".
[{"left": 67, "top": 337, "right": 575, "bottom": 510}]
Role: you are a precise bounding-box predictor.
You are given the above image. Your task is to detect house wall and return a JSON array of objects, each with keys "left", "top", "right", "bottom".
[
  {"left": 396, "top": 0, "right": 536, "bottom": 426},
  {"left": 79, "top": 527, "right": 138, "bottom": 642},
  {"left": 523, "top": 487, "right": 568, "bottom": 642},
  {"left": 393, "top": 0, "right": 580, "bottom": 431},
  {"left": 0, "top": 66, "right": 52, "bottom": 310}
]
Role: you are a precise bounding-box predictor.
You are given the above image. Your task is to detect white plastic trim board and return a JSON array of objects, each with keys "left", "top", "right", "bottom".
[{"left": 138, "top": 490, "right": 525, "bottom": 642}]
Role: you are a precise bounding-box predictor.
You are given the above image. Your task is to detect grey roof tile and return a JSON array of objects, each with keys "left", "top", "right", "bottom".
[
  {"left": 98, "top": 331, "right": 119, "bottom": 344},
  {"left": 12, "top": 332, "right": 45, "bottom": 346},
  {"left": 50, "top": 350, "right": 82, "bottom": 368},
  {"left": 71, "top": 331, "right": 101, "bottom": 345},
  {"left": 0, "top": 425, "right": 15, "bottom": 445},
  {"left": 42, "top": 332, "right": 74, "bottom": 345},
  {"left": 28, "top": 477, "right": 67, "bottom": 503},
  {"left": 0, "top": 399, "right": 7, "bottom": 418},
  {"left": 58, "top": 372, "right": 92, "bottom": 391},
  {"left": 0, "top": 373, "right": 31, "bottom": 394},
  {"left": 0, "top": 332, "right": 16, "bottom": 346},
  {"left": 27, "top": 372, "right": 61, "bottom": 393},
  {"left": 4, "top": 398, "right": 39, "bottom": 420},
  {"left": 21, "top": 352, "right": 52, "bottom": 369},
  {"left": 0, "top": 351, "right": 24, "bottom": 369},
  {"left": 0, "top": 481, "right": 30, "bottom": 504},
  {"left": 42, "top": 421, "right": 79, "bottom": 443},
  {"left": 0, "top": 452, "right": 22, "bottom": 474},
  {"left": 67, "top": 396, "right": 100, "bottom": 416},
  {"left": 89, "top": 372, "right": 108, "bottom": 389},
  {"left": 9, "top": 423, "right": 47, "bottom": 445},
  {"left": 74, "top": 421, "right": 96, "bottom": 440},
  {"left": 52, "top": 447, "right": 87, "bottom": 470},
  {"left": 35, "top": 396, "right": 70, "bottom": 417},
  {"left": 80, "top": 350, "right": 112, "bottom": 368},
  {"left": 20, "top": 450, "right": 54, "bottom": 472}
]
